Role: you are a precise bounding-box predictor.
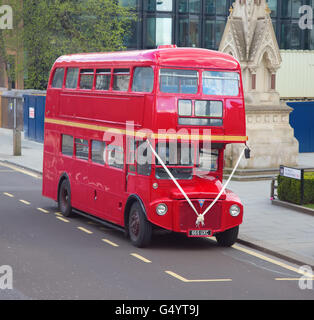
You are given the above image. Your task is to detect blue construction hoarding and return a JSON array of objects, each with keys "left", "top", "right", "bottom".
[
  {"left": 23, "top": 93, "right": 46, "bottom": 143},
  {"left": 288, "top": 101, "right": 314, "bottom": 153}
]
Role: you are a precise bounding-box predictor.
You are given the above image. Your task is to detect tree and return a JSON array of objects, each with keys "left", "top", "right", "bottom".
[{"left": 23, "top": 0, "right": 135, "bottom": 90}]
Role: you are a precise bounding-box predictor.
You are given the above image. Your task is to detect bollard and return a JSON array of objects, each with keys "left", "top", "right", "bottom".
[
  {"left": 12, "top": 97, "right": 21, "bottom": 156},
  {"left": 13, "top": 128, "right": 21, "bottom": 156}
]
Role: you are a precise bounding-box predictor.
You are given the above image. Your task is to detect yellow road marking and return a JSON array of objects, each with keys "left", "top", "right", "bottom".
[
  {"left": 37, "top": 208, "right": 49, "bottom": 214},
  {"left": 275, "top": 278, "right": 302, "bottom": 281},
  {"left": 56, "top": 216, "right": 70, "bottom": 223},
  {"left": 54, "top": 212, "right": 63, "bottom": 217},
  {"left": 165, "top": 271, "right": 232, "bottom": 283},
  {"left": 130, "top": 253, "right": 152, "bottom": 263},
  {"left": 3, "top": 192, "right": 14, "bottom": 198},
  {"left": 0, "top": 162, "right": 41, "bottom": 179},
  {"left": 102, "top": 239, "right": 119, "bottom": 247},
  {"left": 232, "top": 244, "right": 314, "bottom": 279},
  {"left": 19, "top": 199, "right": 30, "bottom": 205},
  {"left": 77, "top": 227, "right": 93, "bottom": 234}
]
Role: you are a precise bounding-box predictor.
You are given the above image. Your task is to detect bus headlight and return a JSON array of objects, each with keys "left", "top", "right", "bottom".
[
  {"left": 229, "top": 204, "right": 240, "bottom": 217},
  {"left": 156, "top": 203, "right": 168, "bottom": 216}
]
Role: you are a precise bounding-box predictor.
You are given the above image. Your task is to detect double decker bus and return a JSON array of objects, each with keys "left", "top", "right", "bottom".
[{"left": 43, "top": 45, "right": 248, "bottom": 247}]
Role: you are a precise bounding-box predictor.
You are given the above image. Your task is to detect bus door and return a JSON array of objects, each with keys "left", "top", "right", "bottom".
[
  {"left": 89, "top": 140, "right": 124, "bottom": 224},
  {"left": 125, "top": 139, "right": 152, "bottom": 203}
]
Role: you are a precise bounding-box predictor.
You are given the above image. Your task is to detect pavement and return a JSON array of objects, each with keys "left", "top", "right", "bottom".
[{"left": 1, "top": 127, "right": 314, "bottom": 267}]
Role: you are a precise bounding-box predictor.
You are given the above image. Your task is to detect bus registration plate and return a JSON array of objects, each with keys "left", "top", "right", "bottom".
[{"left": 188, "top": 230, "right": 212, "bottom": 237}]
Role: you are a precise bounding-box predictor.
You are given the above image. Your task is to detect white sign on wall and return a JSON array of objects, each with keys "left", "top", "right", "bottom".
[{"left": 29, "top": 107, "right": 35, "bottom": 119}]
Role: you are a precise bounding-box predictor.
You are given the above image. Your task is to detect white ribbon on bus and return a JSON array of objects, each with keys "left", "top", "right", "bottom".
[{"left": 147, "top": 140, "right": 246, "bottom": 228}]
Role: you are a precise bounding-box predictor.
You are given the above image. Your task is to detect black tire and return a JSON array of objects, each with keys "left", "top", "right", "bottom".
[
  {"left": 128, "top": 202, "right": 152, "bottom": 248},
  {"left": 58, "top": 179, "right": 73, "bottom": 217},
  {"left": 215, "top": 226, "right": 239, "bottom": 247}
]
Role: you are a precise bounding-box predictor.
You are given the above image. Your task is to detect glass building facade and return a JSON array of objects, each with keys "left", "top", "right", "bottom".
[{"left": 119, "top": 0, "right": 314, "bottom": 50}]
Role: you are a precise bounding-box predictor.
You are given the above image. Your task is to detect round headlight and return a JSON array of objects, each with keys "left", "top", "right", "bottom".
[
  {"left": 156, "top": 203, "right": 168, "bottom": 216},
  {"left": 229, "top": 204, "right": 240, "bottom": 217}
]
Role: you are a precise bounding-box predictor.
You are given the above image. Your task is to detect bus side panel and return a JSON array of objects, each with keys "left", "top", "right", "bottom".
[
  {"left": 224, "top": 98, "right": 246, "bottom": 137},
  {"left": 59, "top": 93, "right": 145, "bottom": 127}
]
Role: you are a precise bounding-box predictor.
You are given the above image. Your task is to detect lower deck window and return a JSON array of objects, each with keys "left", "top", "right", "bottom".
[
  {"left": 61, "top": 135, "right": 73, "bottom": 156},
  {"left": 108, "top": 145, "right": 124, "bottom": 169},
  {"left": 75, "top": 138, "right": 89, "bottom": 160},
  {"left": 92, "top": 140, "right": 106, "bottom": 164}
]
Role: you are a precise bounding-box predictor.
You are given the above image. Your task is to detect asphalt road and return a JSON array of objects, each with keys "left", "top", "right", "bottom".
[{"left": 0, "top": 162, "right": 314, "bottom": 300}]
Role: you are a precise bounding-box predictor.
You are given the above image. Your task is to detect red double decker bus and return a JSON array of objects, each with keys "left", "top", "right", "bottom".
[{"left": 43, "top": 46, "right": 248, "bottom": 247}]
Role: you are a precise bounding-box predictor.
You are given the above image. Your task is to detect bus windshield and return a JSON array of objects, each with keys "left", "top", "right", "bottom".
[
  {"left": 155, "top": 142, "right": 219, "bottom": 180},
  {"left": 202, "top": 71, "right": 239, "bottom": 96}
]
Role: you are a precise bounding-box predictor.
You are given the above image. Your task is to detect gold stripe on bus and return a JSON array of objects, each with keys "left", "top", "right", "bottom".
[{"left": 44, "top": 117, "right": 248, "bottom": 142}]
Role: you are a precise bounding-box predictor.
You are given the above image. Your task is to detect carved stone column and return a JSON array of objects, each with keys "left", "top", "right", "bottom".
[{"left": 219, "top": 0, "right": 298, "bottom": 175}]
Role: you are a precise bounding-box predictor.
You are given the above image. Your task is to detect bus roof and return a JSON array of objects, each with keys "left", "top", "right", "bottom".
[{"left": 54, "top": 47, "right": 240, "bottom": 71}]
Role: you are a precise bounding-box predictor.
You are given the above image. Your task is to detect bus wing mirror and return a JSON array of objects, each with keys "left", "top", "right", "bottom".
[{"left": 245, "top": 147, "right": 251, "bottom": 159}]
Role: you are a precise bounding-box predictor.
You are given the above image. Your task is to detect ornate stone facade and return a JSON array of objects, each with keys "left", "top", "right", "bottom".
[{"left": 219, "top": 0, "right": 299, "bottom": 170}]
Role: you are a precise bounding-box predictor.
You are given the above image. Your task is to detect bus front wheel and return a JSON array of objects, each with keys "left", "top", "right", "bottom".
[
  {"left": 58, "top": 179, "right": 73, "bottom": 217},
  {"left": 215, "top": 226, "right": 239, "bottom": 247},
  {"left": 128, "top": 202, "right": 152, "bottom": 248}
]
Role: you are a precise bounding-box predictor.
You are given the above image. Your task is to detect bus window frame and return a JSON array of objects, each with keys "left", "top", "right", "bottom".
[
  {"left": 95, "top": 68, "right": 112, "bottom": 92},
  {"left": 51, "top": 68, "right": 65, "bottom": 89},
  {"left": 79, "top": 68, "right": 95, "bottom": 91},
  {"left": 112, "top": 68, "right": 131, "bottom": 93},
  {"left": 65, "top": 67, "right": 80, "bottom": 90}
]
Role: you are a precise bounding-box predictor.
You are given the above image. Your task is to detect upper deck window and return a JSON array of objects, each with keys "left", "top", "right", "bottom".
[
  {"left": 132, "top": 67, "right": 154, "bottom": 93},
  {"left": 159, "top": 69, "right": 198, "bottom": 94},
  {"left": 113, "top": 68, "right": 130, "bottom": 92},
  {"left": 65, "top": 68, "right": 79, "bottom": 89},
  {"left": 79, "top": 69, "right": 94, "bottom": 90},
  {"left": 202, "top": 71, "right": 239, "bottom": 96},
  {"left": 51, "top": 68, "right": 64, "bottom": 88},
  {"left": 95, "top": 69, "right": 111, "bottom": 91}
]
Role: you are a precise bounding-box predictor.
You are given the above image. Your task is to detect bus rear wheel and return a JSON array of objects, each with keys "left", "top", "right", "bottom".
[
  {"left": 128, "top": 202, "right": 152, "bottom": 248},
  {"left": 58, "top": 179, "right": 73, "bottom": 217},
  {"left": 215, "top": 226, "right": 239, "bottom": 247}
]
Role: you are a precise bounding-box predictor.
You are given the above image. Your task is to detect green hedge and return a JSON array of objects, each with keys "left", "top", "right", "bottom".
[{"left": 278, "top": 172, "right": 314, "bottom": 205}]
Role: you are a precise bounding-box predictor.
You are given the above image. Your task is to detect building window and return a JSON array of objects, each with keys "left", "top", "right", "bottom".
[
  {"left": 146, "top": 17, "right": 172, "bottom": 48},
  {"left": 179, "top": 0, "right": 201, "bottom": 13},
  {"left": 147, "top": 0, "right": 173, "bottom": 12},
  {"left": 205, "top": 0, "right": 227, "bottom": 15},
  {"left": 267, "top": 0, "right": 278, "bottom": 17},
  {"left": 204, "top": 18, "right": 226, "bottom": 49},
  {"left": 178, "top": 16, "right": 200, "bottom": 47}
]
